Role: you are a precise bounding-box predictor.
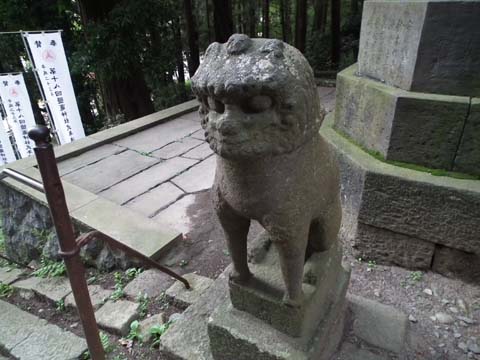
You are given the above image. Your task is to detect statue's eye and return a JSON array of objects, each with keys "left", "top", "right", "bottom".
[
  {"left": 245, "top": 95, "right": 273, "bottom": 113},
  {"left": 208, "top": 97, "right": 225, "bottom": 113}
]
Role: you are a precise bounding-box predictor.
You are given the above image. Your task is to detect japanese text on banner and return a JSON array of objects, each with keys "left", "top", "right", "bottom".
[
  {"left": 0, "top": 73, "right": 36, "bottom": 158},
  {"left": 25, "top": 32, "right": 85, "bottom": 144}
]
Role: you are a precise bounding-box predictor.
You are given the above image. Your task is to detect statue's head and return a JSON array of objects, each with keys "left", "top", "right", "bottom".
[{"left": 192, "top": 34, "right": 324, "bottom": 160}]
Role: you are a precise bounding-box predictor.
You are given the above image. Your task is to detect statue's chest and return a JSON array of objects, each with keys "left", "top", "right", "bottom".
[{"left": 215, "top": 168, "right": 292, "bottom": 219}]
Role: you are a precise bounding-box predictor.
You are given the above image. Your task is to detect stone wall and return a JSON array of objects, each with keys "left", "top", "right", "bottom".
[
  {"left": 326, "top": 0, "right": 480, "bottom": 284},
  {"left": 0, "top": 182, "right": 135, "bottom": 271}
]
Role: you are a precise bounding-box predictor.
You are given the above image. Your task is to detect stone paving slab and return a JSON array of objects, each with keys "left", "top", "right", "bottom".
[
  {"left": 189, "top": 129, "right": 205, "bottom": 140},
  {"left": 160, "top": 267, "right": 231, "bottom": 359},
  {"left": 165, "top": 273, "right": 214, "bottom": 309},
  {"left": 99, "top": 157, "right": 196, "bottom": 205},
  {"left": 114, "top": 113, "right": 201, "bottom": 153},
  {"left": 64, "top": 284, "right": 112, "bottom": 310},
  {"left": 151, "top": 137, "right": 203, "bottom": 159},
  {"left": 153, "top": 194, "right": 197, "bottom": 234},
  {"left": 71, "top": 197, "right": 181, "bottom": 259},
  {"left": 13, "top": 276, "right": 72, "bottom": 303},
  {"left": 0, "top": 267, "right": 24, "bottom": 285},
  {"left": 124, "top": 181, "right": 184, "bottom": 218},
  {"left": 63, "top": 150, "right": 159, "bottom": 193},
  {"left": 181, "top": 142, "right": 213, "bottom": 160},
  {"left": 349, "top": 294, "right": 408, "bottom": 354},
  {"left": 57, "top": 144, "right": 125, "bottom": 176},
  {"left": 95, "top": 299, "right": 140, "bottom": 336},
  {"left": 171, "top": 155, "right": 216, "bottom": 193},
  {"left": 89, "top": 100, "right": 198, "bottom": 143},
  {"left": 123, "top": 269, "right": 175, "bottom": 299},
  {"left": 4, "top": 166, "right": 98, "bottom": 213},
  {"left": 0, "top": 300, "right": 87, "bottom": 360}
]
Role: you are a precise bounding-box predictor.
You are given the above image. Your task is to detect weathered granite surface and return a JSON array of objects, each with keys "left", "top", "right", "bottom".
[
  {"left": 334, "top": 65, "right": 471, "bottom": 170},
  {"left": 322, "top": 113, "right": 480, "bottom": 278},
  {"left": 0, "top": 299, "right": 87, "bottom": 359},
  {"left": 358, "top": 0, "right": 480, "bottom": 97},
  {"left": 165, "top": 272, "right": 214, "bottom": 309},
  {"left": 454, "top": 98, "right": 480, "bottom": 176},
  {"left": 95, "top": 299, "right": 140, "bottom": 335},
  {"left": 192, "top": 33, "right": 342, "bottom": 307}
]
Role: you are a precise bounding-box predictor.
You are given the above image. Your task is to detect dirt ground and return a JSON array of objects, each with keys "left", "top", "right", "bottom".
[{"left": 2, "top": 189, "right": 479, "bottom": 359}]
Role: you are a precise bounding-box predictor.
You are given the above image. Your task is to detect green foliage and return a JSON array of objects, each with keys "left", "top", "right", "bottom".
[
  {"left": 0, "top": 282, "right": 13, "bottom": 298},
  {"left": 137, "top": 293, "right": 149, "bottom": 317},
  {"left": 32, "top": 258, "right": 66, "bottom": 278},
  {"left": 409, "top": 271, "right": 424, "bottom": 283},
  {"left": 366, "top": 260, "right": 376, "bottom": 271},
  {"left": 55, "top": 299, "right": 66, "bottom": 312},
  {"left": 101, "top": 331, "right": 114, "bottom": 353},
  {"left": 125, "top": 267, "right": 143, "bottom": 280},
  {"left": 110, "top": 271, "right": 125, "bottom": 301},
  {"left": 126, "top": 320, "right": 143, "bottom": 342},
  {"left": 150, "top": 322, "right": 170, "bottom": 348}
]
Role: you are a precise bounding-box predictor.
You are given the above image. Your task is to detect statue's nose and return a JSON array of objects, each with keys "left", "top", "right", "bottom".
[{"left": 216, "top": 116, "right": 238, "bottom": 136}]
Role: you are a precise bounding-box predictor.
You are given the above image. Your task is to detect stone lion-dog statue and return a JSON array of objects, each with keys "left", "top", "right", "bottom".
[{"left": 192, "top": 34, "right": 341, "bottom": 307}]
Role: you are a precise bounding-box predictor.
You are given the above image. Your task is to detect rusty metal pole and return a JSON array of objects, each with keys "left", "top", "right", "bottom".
[{"left": 28, "top": 126, "right": 105, "bottom": 360}]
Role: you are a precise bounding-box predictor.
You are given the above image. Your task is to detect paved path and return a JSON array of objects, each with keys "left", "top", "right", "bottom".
[
  {"left": 0, "top": 299, "right": 87, "bottom": 359},
  {"left": 58, "top": 87, "right": 336, "bottom": 235}
]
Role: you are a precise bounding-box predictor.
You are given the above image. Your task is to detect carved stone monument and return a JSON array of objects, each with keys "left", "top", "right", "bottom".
[
  {"left": 190, "top": 34, "right": 349, "bottom": 359},
  {"left": 325, "top": 0, "right": 480, "bottom": 282},
  {"left": 160, "top": 34, "right": 410, "bottom": 360}
]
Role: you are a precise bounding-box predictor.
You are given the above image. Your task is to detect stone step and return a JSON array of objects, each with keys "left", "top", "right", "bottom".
[
  {"left": 165, "top": 272, "right": 214, "bottom": 309},
  {"left": 0, "top": 299, "right": 87, "bottom": 360}
]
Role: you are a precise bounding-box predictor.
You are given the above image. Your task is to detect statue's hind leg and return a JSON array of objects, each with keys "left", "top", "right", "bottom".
[
  {"left": 307, "top": 198, "right": 342, "bottom": 253},
  {"left": 215, "top": 194, "right": 252, "bottom": 283},
  {"left": 263, "top": 217, "right": 310, "bottom": 307}
]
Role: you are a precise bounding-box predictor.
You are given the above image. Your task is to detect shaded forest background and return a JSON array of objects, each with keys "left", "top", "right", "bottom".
[{"left": 0, "top": 0, "right": 362, "bottom": 134}]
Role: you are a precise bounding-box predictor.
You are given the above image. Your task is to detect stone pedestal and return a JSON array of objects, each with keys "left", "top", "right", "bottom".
[
  {"left": 208, "top": 240, "right": 350, "bottom": 359},
  {"left": 325, "top": 0, "right": 480, "bottom": 282}
]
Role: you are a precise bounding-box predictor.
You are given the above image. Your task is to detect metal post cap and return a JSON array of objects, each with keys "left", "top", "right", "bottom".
[{"left": 28, "top": 126, "right": 51, "bottom": 145}]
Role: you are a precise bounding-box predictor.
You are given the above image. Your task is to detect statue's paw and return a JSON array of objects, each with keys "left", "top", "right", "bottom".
[
  {"left": 229, "top": 269, "right": 252, "bottom": 284},
  {"left": 282, "top": 293, "right": 303, "bottom": 308}
]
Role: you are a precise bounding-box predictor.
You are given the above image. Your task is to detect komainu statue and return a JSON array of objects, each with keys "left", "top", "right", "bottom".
[{"left": 192, "top": 34, "right": 342, "bottom": 307}]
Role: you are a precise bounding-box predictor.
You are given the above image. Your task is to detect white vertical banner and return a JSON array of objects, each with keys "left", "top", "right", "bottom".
[
  {"left": 24, "top": 31, "right": 85, "bottom": 144},
  {"left": 0, "top": 113, "right": 18, "bottom": 165},
  {"left": 0, "top": 73, "right": 36, "bottom": 158}
]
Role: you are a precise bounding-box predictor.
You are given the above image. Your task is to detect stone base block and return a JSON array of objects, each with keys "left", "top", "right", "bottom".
[
  {"left": 208, "top": 289, "right": 347, "bottom": 360},
  {"left": 334, "top": 64, "right": 472, "bottom": 171},
  {"left": 229, "top": 242, "right": 348, "bottom": 340},
  {"left": 432, "top": 246, "right": 480, "bottom": 284},
  {"left": 358, "top": 0, "right": 480, "bottom": 97},
  {"left": 354, "top": 223, "right": 435, "bottom": 269},
  {"left": 160, "top": 265, "right": 410, "bottom": 360},
  {"left": 321, "top": 113, "right": 480, "bottom": 282}
]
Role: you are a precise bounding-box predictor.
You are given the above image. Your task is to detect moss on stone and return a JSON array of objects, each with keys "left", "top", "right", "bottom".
[{"left": 335, "top": 128, "right": 480, "bottom": 181}]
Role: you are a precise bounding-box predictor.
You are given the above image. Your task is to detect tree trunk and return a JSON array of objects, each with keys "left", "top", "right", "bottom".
[
  {"left": 213, "top": 0, "right": 234, "bottom": 42},
  {"left": 279, "top": 0, "right": 291, "bottom": 43},
  {"left": 294, "top": 0, "right": 307, "bottom": 53},
  {"left": 262, "top": 0, "right": 270, "bottom": 38},
  {"left": 351, "top": 0, "right": 358, "bottom": 15},
  {"left": 184, "top": 0, "right": 200, "bottom": 77},
  {"left": 248, "top": 0, "right": 256, "bottom": 37},
  {"left": 77, "top": 0, "right": 154, "bottom": 121},
  {"left": 173, "top": 17, "right": 187, "bottom": 101},
  {"left": 331, "top": 0, "right": 341, "bottom": 68},
  {"left": 205, "top": 0, "right": 212, "bottom": 43},
  {"left": 313, "top": 0, "right": 326, "bottom": 33}
]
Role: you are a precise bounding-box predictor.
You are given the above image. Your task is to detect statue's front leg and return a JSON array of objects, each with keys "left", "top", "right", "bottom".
[
  {"left": 215, "top": 192, "right": 252, "bottom": 283},
  {"left": 263, "top": 218, "right": 310, "bottom": 307}
]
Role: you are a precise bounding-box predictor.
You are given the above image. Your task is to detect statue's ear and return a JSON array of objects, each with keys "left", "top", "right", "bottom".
[
  {"left": 260, "top": 40, "right": 284, "bottom": 58},
  {"left": 205, "top": 42, "right": 222, "bottom": 59}
]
